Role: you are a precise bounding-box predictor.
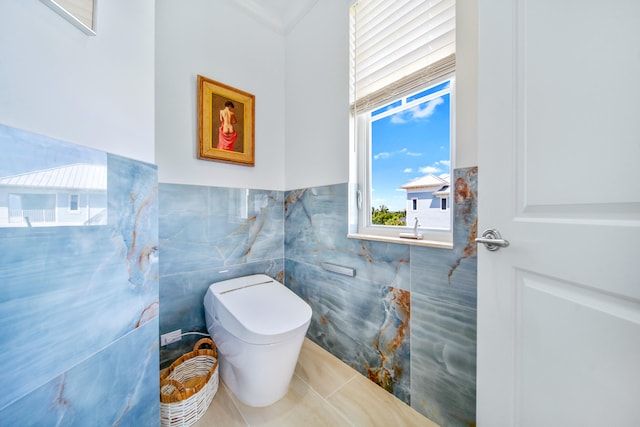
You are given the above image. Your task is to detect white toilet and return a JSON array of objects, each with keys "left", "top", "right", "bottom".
[{"left": 203, "top": 274, "right": 312, "bottom": 407}]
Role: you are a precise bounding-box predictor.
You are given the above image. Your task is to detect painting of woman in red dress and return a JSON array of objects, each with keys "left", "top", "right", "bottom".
[{"left": 217, "top": 101, "right": 238, "bottom": 150}]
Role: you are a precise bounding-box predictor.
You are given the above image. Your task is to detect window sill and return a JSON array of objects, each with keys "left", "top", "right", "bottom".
[{"left": 347, "top": 233, "right": 453, "bottom": 249}]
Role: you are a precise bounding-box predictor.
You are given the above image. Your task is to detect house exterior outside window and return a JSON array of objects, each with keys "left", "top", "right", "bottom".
[
  {"left": 0, "top": 164, "right": 107, "bottom": 227},
  {"left": 400, "top": 174, "right": 450, "bottom": 230}
]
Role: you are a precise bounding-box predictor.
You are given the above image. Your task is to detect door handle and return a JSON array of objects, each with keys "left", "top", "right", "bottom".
[{"left": 475, "top": 229, "right": 510, "bottom": 251}]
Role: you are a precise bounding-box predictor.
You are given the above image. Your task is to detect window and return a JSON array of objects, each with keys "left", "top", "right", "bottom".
[
  {"left": 349, "top": 0, "right": 456, "bottom": 248},
  {"left": 69, "top": 194, "right": 79, "bottom": 212}
]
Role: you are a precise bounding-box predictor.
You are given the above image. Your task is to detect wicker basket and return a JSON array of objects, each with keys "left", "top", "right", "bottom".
[{"left": 160, "top": 338, "right": 219, "bottom": 427}]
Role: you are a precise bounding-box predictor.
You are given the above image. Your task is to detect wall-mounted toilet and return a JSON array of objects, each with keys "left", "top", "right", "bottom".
[{"left": 203, "top": 274, "right": 312, "bottom": 407}]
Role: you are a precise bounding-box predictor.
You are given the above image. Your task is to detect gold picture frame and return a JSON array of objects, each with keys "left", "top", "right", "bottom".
[{"left": 198, "top": 75, "right": 255, "bottom": 166}]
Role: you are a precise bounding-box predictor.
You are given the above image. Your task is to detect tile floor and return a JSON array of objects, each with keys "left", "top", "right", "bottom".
[{"left": 193, "top": 338, "right": 439, "bottom": 426}]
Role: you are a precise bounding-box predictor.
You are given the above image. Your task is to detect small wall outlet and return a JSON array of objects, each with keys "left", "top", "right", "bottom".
[{"left": 160, "top": 329, "right": 182, "bottom": 346}]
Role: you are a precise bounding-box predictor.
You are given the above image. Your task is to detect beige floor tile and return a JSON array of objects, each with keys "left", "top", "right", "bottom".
[
  {"left": 327, "top": 374, "right": 439, "bottom": 427},
  {"left": 295, "top": 339, "right": 358, "bottom": 398},
  {"left": 187, "top": 338, "right": 440, "bottom": 427},
  {"left": 230, "top": 375, "right": 353, "bottom": 427},
  {"left": 193, "top": 381, "right": 247, "bottom": 427}
]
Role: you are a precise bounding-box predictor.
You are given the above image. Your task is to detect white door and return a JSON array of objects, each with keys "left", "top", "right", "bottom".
[{"left": 476, "top": 1, "right": 640, "bottom": 426}]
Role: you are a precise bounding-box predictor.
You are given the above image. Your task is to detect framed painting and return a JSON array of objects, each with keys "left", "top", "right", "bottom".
[
  {"left": 40, "top": 0, "right": 97, "bottom": 35},
  {"left": 198, "top": 75, "right": 255, "bottom": 166}
]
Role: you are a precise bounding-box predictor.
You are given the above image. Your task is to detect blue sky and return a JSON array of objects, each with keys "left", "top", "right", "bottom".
[{"left": 371, "top": 86, "right": 451, "bottom": 211}]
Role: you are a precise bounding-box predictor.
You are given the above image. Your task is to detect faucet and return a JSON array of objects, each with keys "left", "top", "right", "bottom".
[{"left": 399, "top": 217, "right": 424, "bottom": 240}]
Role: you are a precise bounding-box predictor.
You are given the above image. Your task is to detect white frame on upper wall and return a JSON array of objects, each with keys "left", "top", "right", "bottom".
[{"left": 40, "top": 0, "right": 97, "bottom": 36}]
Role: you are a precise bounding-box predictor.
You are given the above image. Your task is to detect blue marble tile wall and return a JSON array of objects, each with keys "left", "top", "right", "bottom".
[
  {"left": 0, "top": 125, "right": 159, "bottom": 425},
  {"left": 158, "top": 184, "right": 284, "bottom": 368},
  {"left": 284, "top": 167, "right": 478, "bottom": 427},
  {"left": 157, "top": 168, "right": 477, "bottom": 427}
]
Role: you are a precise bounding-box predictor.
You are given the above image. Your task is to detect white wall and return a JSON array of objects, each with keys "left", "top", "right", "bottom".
[
  {"left": 284, "top": 0, "right": 351, "bottom": 190},
  {"left": 0, "top": 0, "right": 475, "bottom": 188},
  {"left": 155, "top": 0, "right": 286, "bottom": 191},
  {"left": 0, "top": 0, "right": 155, "bottom": 164}
]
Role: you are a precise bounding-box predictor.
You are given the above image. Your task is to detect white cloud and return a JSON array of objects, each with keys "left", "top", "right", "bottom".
[
  {"left": 406, "top": 151, "right": 422, "bottom": 157},
  {"left": 374, "top": 148, "right": 411, "bottom": 160},
  {"left": 409, "top": 97, "right": 444, "bottom": 120},
  {"left": 390, "top": 114, "right": 407, "bottom": 124},
  {"left": 403, "top": 168, "right": 413, "bottom": 173},
  {"left": 418, "top": 159, "right": 451, "bottom": 175},
  {"left": 419, "top": 165, "right": 441, "bottom": 174},
  {"left": 389, "top": 96, "right": 444, "bottom": 124}
]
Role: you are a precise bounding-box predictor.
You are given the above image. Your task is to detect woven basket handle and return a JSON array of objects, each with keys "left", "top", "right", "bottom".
[
  {"left": 160, "top": 378, "right": 185, "bottom": 394},
  {"left": 193, "top": 337, "right": 215, "bottom": 351}
]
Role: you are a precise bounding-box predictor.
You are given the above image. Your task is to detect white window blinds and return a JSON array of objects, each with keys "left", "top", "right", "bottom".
[{"left": 350, "top": 0, "right": 456, "bottom": 112}]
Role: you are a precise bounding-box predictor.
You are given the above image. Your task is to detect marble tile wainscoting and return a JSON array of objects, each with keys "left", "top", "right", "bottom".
[
  {"left": 159, "top": 167, "right": 477, "bottom": 427},
  {"left": 0, "top": 125, "right": 159, "bottom": 425},
  {"left": 284, "top": 167, "right": 478, "bottom": 427},
  {"left": 158, "top": 184, "right": 285, "bottom": 368},
  {"left": 0, "top": 124, "right": 475, "bottom": 427}
]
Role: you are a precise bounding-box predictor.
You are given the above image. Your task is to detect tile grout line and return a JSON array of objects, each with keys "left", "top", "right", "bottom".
[
  {"left": 294, "top": 370, "right": 359, "bottom": 427},
  {"left": 317, "top": 374, "right": 359, "bottom": 427},
  {"left": 323, "top": 373, "right": 358, "bottom": 402}
]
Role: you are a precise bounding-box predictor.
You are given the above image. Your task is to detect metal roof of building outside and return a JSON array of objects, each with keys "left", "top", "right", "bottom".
[
  {"left": 0, "top": 163, "right": 107, "bottom": 191},
  {"left": 400, "top": 173, "right": 450, "bottom": 190}
]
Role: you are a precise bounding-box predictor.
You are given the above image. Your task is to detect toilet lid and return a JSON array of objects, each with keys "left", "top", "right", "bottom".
[{"left": 210, "top": 275, "right": 312, "bottom": 344}]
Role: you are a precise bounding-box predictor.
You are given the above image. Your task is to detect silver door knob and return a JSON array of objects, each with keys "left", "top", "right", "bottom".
[{"left": 475, "top": 228, "right": 510, "bottom": 251}]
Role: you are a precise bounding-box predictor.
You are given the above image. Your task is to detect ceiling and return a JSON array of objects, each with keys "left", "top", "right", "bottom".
[{"left": 230, "top": 0, "right": 320, "bottom": 35}]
